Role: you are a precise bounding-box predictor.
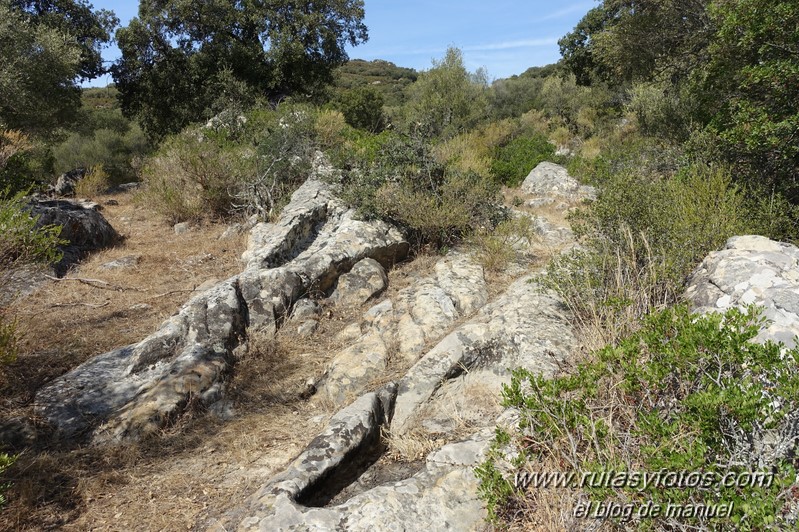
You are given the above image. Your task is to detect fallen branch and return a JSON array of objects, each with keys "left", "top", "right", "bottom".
[
  {"left": 49, "top": 301, "right": 111, "bottom": 309},
  {"left": 44, "top": 274, "right": 144, "bottom": 292},
  {"left": 145, "top": 288, "right": 197, "bottom": 300}
]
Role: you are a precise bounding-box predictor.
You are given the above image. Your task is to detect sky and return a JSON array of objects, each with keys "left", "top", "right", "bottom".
[{"left": 85, "top": 0, "right": 594, "bottom": 87}]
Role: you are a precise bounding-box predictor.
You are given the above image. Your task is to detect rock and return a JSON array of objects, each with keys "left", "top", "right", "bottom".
[
  {"left": 35, "top": 178, "right": 408, "bottom": 443},
  {"left": 685, "top": 235, "right": 799, "bottom": 347},
  {"left": 296, "top": 319, "right": 319, "bottom": 337},
  {"left": 173, "top": 222, "right": 192, "bottom": 235},
  {"left": 100, "top": 255, "right": 140, "bottom": 270},
  {"left": 330, "top": 258, "right": 388, "bottom": 307},
  {"left": 27, "top": 198, "right": 120, "bottom": 276},
  {"left": 319, "top": 253, "right": 488, "bottom": 406},
  {"left": 216, "top": 273, "right": 578, "bottom": 530},
  {"left": 291, "top": 299, "right": 322, "bottom": 321},
  {"left": 391, "top": 275, "right": 576, "bottom": 435},
  {"left": 53, "top": 168, "right": 86, "bottom": 196},
  {"left": 104, "top": 199, "right": 119, "bottom": 206},
  {"left": 520, "top": 161, "right": 596, "bottom": 202}
]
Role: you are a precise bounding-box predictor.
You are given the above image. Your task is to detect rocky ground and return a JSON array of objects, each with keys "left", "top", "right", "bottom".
[{"left": 4, "top": 161, "right": 794, "bottom": 531}]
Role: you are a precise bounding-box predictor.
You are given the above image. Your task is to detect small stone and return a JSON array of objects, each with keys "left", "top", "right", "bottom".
[
  {"left": 291, "top": 299, "right": 322, "bottom": 321},
  {"left": 297, "top": 319, "right": 319, "bottom": 337},
  {"left": 174, "top": 222, "right": 191, "bottom": 235},
  {"left": 100, "top": 255, "right": 141, "bottom": 270},
  {"left": 104, "top": 199, "right": 119, "bottom": 206}
]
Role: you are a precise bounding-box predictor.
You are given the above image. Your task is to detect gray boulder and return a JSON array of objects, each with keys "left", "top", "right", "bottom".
[
  {"left": 27, "top": 198, "right": 120, "bottom": 276},
  {"left": 53, "top": 168, "right": 86, "bottom": 196}
]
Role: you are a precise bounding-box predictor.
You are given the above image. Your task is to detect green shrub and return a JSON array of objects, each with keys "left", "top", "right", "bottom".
[
  {"left": 0, "top": 452, "right": 14, "bottom": 507},
  {"left": 341, "top": 131, "right": 502, "bottom": 250},
  {"left": 0, "top": 189, "right": 63, "bottom": 272},
  {"left": 545, "top": 164, "right": 751, "bottom": 345},
  {"left": 333, "top": 87, "right": 386, "bottom": 133},
  {"left": 477, "top": 304, "right": 799, "bottom": 530},
  {"left": 468, "top": 215, "right": 535, "bottom": 273},
  {"left": 0, "top": 131, "right": 53, "bottom": 195},
  {"left": 52, "top": 125, "right": 148, "bottom": 184},
  {"left": 139, "top": 126, "right": 248, "bottom": 223},
  {"left": 491, "top": 133, "right": 555, "bottom": 186}
]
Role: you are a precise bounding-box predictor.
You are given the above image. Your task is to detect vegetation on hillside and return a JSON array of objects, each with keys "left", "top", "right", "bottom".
[{"left": 1, "top": 0, "right": 798, "bottom": 526}]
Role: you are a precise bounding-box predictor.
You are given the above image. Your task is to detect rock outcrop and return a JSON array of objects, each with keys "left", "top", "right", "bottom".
[
  {"left": 521, "top": 161, "right": 596, "bottom": 207},
  {"left": 35, "top": 179, "right": 408, "bottom": 442},
  {"left": 36, "top": 161, "right": 598, "bottom": 528},
  {"left": 27, "top": 198, "right": 120, "bottom": 276},
  {"left": 212, "top": 273, "right": 578, "bottom": 531},
  {"left": 685, "top": 235, "right": 799, "bottom": 346},
  {"left": 319, "top": 252, "right": 489, "bottom": 406}
]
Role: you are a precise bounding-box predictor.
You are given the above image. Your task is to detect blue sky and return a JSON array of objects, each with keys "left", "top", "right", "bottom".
[{"left": 85, "top": 0, "right": 594, "bottom": 86}]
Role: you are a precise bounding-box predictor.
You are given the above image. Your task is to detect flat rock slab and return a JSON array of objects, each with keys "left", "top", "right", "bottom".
[{"left": 685, "top": 235, "right": 799, "bottom": 346}]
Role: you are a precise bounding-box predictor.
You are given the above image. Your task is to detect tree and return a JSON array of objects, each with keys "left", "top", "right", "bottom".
[
  {"left": 113, "top": 0, "right": 368, "bottom": 140},
  {"left": 404, "top": 47, "right": 489, "bottom": 139},
  {"left": 699, "top": 0, "right": 799, "bottom": 200},
  {"left": 0, "top": 0, "right": 116, "bottom": 135},
  {"left": 560, "top": 1, "right": 712, "bottom": 87}
]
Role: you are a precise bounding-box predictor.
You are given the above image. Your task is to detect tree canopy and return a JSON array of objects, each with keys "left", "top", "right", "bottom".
[
  {"left": 113, "top": 0, "right": 369, "bottom": 140},
  {"left": 0, "top": 0, "right": 116, "bottom": 135}
]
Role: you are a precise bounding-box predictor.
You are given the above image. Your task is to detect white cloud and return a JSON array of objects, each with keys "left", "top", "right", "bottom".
[
  {"left": 539, "top": 2, "right": 594, "bottom": 22},
  {"left": 462, "top": 38, "right": 557, "bottom": 52}
]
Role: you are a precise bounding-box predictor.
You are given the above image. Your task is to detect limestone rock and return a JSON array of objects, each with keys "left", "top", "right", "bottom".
[
  {"left": 27, "top": 198, "right": 120, "bottom": 276},
  {"left": 290, "top": 299, "right": 322, "bottom": 321},
  {"left": 218, "top": 274, "right": 578, "bottom": 531},
  {"left": 520, "top": 161, "right": 595, "bottom": 202},
  {"left": 685, "top": 235, "right": 799, "bottom": 346},
  {"left": 35, "top": 178, "right": 408, "bottom": 443},
  {"left": 330, "top": 258, "right": 388, "bottom": 307},
  {"left": 319, "top": 253, "right": 488, "bottom": 406}
]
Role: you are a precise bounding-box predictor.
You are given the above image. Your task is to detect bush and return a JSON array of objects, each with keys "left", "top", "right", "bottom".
[
  {"left": 491, "top": 133, "right": 555, "bottom": 186},
  {"left": 544, "top": 164, "right": 751, "bottom": 346},
  {"left": 139, "top": 127, "right": 248, "bottom": 223},
  {"left": 341, "top": 131, "right": 502, "bottom": 250},
  {"left": 477, "top": 304, "right": 799, "bottom": 530},
  {"left": 52, "top": 125, "right": 148, "bottom": 184},
  {"left": 333, "top": 87, "right": 386, "bottom": 133},
  {"left": 0, "top": 452, "right": 14, "bottom": 507},
  {"left": 0, "top": 130, "right": 53, "bottom": 195},
  {"left": 74, "top": 164, "right": 110, "bottom": 198},
  {"left": 0, "top": 189, "right": 63, "bottom": 272},
  {"left": 468, "top": 215, "right": 535, "bottom": 273}
]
